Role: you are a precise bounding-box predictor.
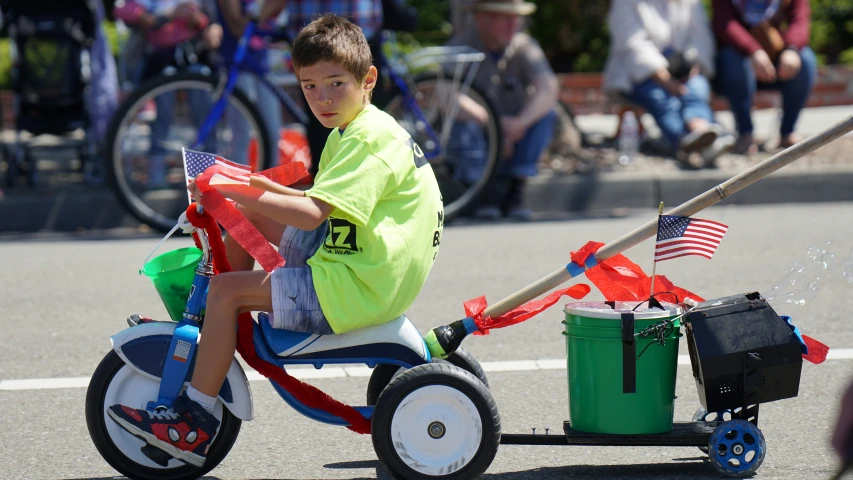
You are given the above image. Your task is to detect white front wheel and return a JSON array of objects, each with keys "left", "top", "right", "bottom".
[{"left": 85, "top": 350, "right": 241, "bottom": 480}]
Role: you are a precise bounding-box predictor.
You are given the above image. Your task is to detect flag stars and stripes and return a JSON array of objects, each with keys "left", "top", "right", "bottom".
[
  {"left": 654, "top": 215, "right": 728, "bottom": 262},
  {"left": 184, "top": 149, "right": 251, "bottom": 182}
]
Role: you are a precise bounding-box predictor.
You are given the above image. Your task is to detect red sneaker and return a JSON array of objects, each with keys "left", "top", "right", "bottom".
[{"left": 108, "top": 392, "right": 219, "bottom": 467}]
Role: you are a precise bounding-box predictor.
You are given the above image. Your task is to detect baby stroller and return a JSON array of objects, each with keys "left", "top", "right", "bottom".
[{"left": 0, "top": 0, "right": 105, "bottom": 187}]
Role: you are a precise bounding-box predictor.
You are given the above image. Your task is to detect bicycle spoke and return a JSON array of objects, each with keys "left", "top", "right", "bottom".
[
  {"left": 384, "top": 72, "right": 501, "bottom": 220},
  {"left": 107, "top": 74, "right": 272, "bottom": 231}
]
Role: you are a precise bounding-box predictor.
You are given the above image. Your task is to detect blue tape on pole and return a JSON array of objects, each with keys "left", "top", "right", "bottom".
[
  {"left": 566, "top": 261, "right": 585, "bottom": 278},
  {"left": 781, "top": 315, "right": 808, "bottom": 354},
  {"left": 566, "top": 253, "right": 599, "bottom": 278}
]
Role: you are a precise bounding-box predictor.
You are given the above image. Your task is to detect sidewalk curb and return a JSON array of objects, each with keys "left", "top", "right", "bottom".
[
  {"left": 526, "top": 166, "right": 853, "bottom": 215},
  {"left": 1, "top": 167, "right": 852, "bottom": 234},
  {"left": 0, "top": 186, "right": 139, "bottom": 233}
]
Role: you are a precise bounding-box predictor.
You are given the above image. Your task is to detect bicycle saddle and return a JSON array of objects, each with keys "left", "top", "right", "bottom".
[{"left": 256, "top": 313, "right": 429, "bottom": 367}]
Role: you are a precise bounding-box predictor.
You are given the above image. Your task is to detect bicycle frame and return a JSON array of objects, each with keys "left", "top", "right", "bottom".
[{"left": 193, "top": 22, "right": 308, "bottom": 149}]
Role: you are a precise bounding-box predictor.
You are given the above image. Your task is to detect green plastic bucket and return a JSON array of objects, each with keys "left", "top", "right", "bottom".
[
  {"left": 140, "top": 247, "right": 202, "bottom": 321},
  {"left": 563, "top": 301, "right": 682, "bottom": 434}
]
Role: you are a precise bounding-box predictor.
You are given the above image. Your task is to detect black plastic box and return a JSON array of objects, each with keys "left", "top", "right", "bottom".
[{"left": 685, "top": 292, "right": 803, "bottom": 412}]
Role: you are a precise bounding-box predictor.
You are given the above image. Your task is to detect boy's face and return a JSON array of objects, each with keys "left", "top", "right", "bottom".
[{"left": 298, "top": 61, "right": 377, "bottom": 129}]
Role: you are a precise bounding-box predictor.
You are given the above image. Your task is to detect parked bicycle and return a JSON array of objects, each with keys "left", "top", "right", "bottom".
[{"left": 105, "top": 23, "right": 502, "bottom": 232}]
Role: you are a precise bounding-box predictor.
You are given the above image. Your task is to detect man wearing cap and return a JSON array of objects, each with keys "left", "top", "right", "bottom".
[{"left": 447, "top": 0, "right": 559, "bottom": 220}]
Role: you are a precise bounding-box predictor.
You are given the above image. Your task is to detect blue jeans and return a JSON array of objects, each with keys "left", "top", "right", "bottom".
[
  {"left": 148, "top": 79, "right": 212, "bottom": 187},
  {"left": 624, "top": 74, "right": 715, "bottom": 152},
  {"left": 447, "top": 109, "right": 557, "bottom": 183},
  {"left": 716, "top": 46, "right": 817, "bottom": 136}
]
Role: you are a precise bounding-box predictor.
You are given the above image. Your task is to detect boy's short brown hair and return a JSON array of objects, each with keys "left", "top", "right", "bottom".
[{"left": 291, "top": 14, "right": 373, "bottom": 81}]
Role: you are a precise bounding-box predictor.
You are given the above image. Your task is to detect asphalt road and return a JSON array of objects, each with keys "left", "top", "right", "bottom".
[{"left": 2, "top": 202, "right": 852, "bottom": 479}]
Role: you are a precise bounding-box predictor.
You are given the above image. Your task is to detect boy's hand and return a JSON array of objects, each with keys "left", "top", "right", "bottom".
[{"left": 187, "top": 180, "right": 202, "bottom": 202}]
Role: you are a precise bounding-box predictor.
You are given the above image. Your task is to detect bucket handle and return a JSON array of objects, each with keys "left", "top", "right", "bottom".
[{"left": 139, "top": 223, "right": 183, "bottom": 274}]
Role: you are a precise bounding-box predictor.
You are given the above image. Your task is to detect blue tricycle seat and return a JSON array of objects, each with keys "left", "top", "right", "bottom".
[{"left": 256, "top": 313, "right": 430, "bottom": 368}]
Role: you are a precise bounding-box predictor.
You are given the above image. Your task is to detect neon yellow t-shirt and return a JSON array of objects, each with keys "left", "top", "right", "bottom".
[{"left": 306, "top": 104, "right": 444, "bottom": 333}]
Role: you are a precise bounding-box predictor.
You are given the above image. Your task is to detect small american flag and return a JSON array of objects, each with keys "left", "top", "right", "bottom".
[
  {"left": 183, "top": 148, "right": 251, "bottom": 202},
  {"left": 654, "top": 215, "right": 728, "bottom": 262}
]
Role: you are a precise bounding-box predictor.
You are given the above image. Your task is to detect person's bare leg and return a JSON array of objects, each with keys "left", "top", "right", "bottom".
[
  {"left": 686, "top": 118, "right": 710, "bottom": 132},
  {"left": 225, "top": 234, "right": 255, "bottom": 272},
  {"left": 225, "top": 205, "right": 287, "bottom": 272},
  {"left": 190, "top": 270, "right": 274, "bottom": 397}
]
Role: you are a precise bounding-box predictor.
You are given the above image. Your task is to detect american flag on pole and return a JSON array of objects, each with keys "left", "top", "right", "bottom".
[
  {"left": 182, "top": 148, "right": 251, "bottom": 203},
  {"left": 654, "top": 215, "right": 728, "bottom": 262}
]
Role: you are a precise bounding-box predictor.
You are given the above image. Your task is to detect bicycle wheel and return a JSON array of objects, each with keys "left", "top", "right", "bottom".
[
  {"left": 105, "top": 72, "right": 274, "bottom": 232},
  {"left": 383, "top": 73, "right": 502, "bottom": 221}
]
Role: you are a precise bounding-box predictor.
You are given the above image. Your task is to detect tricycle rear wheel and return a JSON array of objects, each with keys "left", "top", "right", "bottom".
[
  {"left": 372, "top": 362, "right": 500, "bottom": 479},
  {"left": 366, "top": 346, "right": 489, "bottom": 405}
]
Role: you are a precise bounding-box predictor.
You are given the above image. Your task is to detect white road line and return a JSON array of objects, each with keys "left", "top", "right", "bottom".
[{"left": 3, "top": 348, "right": 851, "bottom": 392}]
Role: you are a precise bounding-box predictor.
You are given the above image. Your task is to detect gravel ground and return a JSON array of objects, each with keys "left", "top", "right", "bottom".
[{"left": 539, "top": 131, "right": 853, "bottom": 176}]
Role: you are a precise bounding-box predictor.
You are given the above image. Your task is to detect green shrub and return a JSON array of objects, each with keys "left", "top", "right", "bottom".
[{"left": 1, "top": 1, "right": 852, "bottom": 88}]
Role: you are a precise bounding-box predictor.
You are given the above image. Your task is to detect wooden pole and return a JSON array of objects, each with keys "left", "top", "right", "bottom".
[{"left": 483, "top": 114, "right": 853, "bottom": 318}]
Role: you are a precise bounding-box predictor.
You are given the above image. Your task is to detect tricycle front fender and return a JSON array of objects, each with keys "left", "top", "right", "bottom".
[{"left": 110, "top": 322, "right": 254, "bottom": 421}]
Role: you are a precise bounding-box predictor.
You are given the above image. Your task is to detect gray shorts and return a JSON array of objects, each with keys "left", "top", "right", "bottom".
[{"left": 269, "top": 222, "right": 335, "bottom": 335}]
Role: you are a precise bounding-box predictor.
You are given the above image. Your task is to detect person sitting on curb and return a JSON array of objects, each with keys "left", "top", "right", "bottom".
[
  {"left": 446, "top": 0, "right": 559, "bottom": 221},
  {"left": 712, "top": 0, "right": 816, "bottom": 154},
  {"left": 603, "top": 0, "right": 734, "bottom": 165}
]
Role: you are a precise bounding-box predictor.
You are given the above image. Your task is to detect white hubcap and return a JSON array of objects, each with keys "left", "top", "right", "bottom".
[{"left": 390, "top": 385, "right": 482, "bottom": 476}]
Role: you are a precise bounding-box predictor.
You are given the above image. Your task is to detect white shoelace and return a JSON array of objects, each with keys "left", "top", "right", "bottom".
[{"left": 150, "top": 409, "right": 179, "bottom": 421}]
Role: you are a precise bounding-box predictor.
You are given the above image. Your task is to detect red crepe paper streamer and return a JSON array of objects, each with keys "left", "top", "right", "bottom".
[
  {"left": 185, "top": 163, "right": 370, "bottom": 434},
  {"left": 572, "top": 241, "right": 829, "bottom": 365},
  {"left": 466, "top": 284, "right": 592, "bottom": 335},
  {"left": 250, "top": 163, "right": 310, "bottom": 186},
  {"left": 194, "top": 166, "right": 286, "bottom": 273},
  {"left": 802, "top": 335, "right": 829, "bottom": 364},
  {"left": 571, "top": 241, "right": 705, "bottom": 304}
]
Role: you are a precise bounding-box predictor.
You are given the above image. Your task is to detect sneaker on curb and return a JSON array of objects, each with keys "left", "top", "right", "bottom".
[
  {"left": 701, "top": 133, "right": 736, "bottom": 165},
  {"left": 107, "top": 391, "right": 220, "bottom": 467},
  {"left": 680, "top": 128, "right": 718, "bottom": 152},
  {"left": 733, "top": 133, "right": 759, "bottom": 155}
]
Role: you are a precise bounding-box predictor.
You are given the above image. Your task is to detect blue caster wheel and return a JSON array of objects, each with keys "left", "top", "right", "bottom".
[
  {"left": 708, "top": 419, "right": 766, "bottom": 477},
  {"left": 693, "top": 407, "right": 733, "bottom": 454}
]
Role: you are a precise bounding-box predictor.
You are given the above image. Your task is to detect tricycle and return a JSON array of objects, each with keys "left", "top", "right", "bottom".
[{"left": 85, "top": 115, "right": 850, "bottom": 479}]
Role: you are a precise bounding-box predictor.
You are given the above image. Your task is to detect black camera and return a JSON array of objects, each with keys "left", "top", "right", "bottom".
[{"left": 666, "top": 47, "right": 699, "bottom": 80}]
